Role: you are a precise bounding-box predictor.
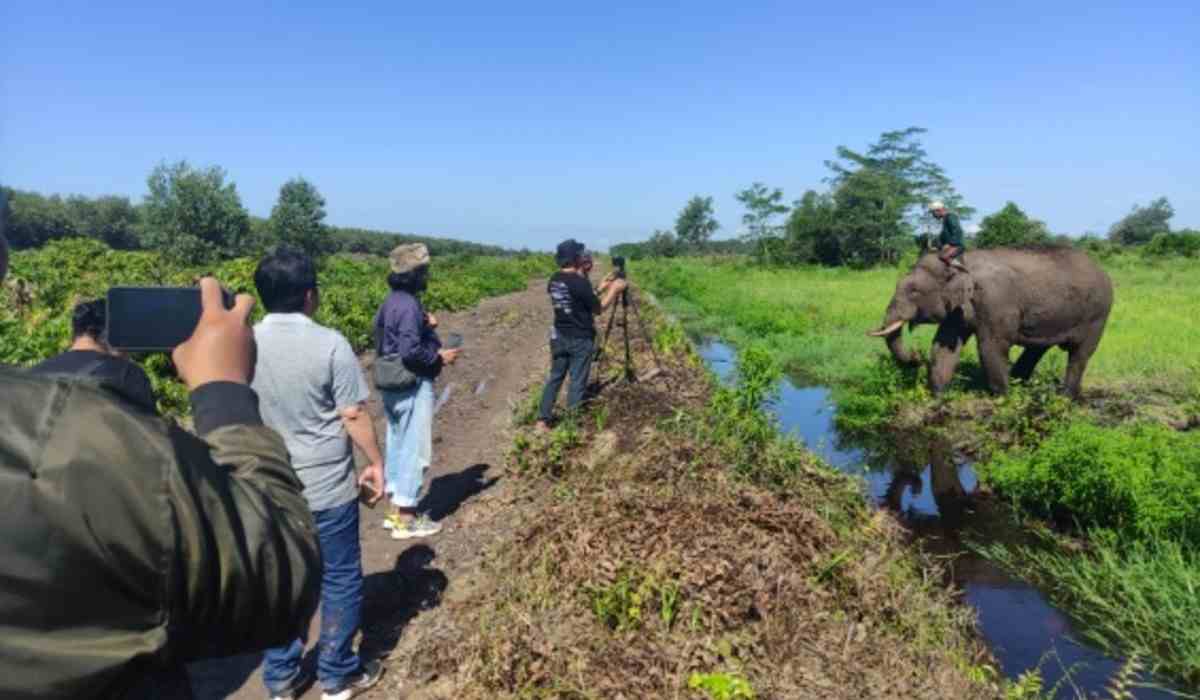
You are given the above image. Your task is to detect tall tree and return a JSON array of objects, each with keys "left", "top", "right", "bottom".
[
  {"left": 975, "top": 202, "right": 1050, "bottom": 248},
  {"left": 65, "top": 195, "right": 142, "bottom": 250},
  {"left": 673, "top": 195, "right": 719, "bottom": 250},
  {"left": 783, "top": 190, "right": 838, "bottom": 265},
  {"left": 270, "top": 177, "right": 329, "bottom": 257},
  {"left": 1108, "top": 197, "right": 1174, "bottom": 246},
  {"left": 142, "top": 161, "right": 251, "bottom": 263},
  {"left": 824, "top": 127, "right": 972, "bottom": 265},
  {"left": 735, "top": 183, "right": 789, "bottom": 264}
]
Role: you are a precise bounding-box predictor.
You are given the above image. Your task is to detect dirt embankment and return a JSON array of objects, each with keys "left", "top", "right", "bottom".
[{"left": 190, "top": 278, "right": 1003, "bottom": 699}]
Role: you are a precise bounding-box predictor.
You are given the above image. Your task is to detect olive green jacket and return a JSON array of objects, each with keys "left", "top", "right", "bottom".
[{"left": 0, "top": 369, "right": 321, "bottom": 698}]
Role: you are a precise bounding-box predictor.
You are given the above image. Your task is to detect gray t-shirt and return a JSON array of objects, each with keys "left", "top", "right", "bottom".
[{"left": 251, "top": 313, "right": 370, "bottom": 512}]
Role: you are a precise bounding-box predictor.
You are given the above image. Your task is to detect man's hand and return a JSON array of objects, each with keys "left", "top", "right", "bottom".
[
  {"left": 174, "top": 277, "right": 256, "bottom": 390},
  {"left": 439, "top": 348, "right": 462, "bottom": 365},
  {"left": 425, "top": 312, "right": 439, "bottom": 328},
  {"left": 357, "top": 463, "right": 385, "bottom": 506},
  {"left": 610, "top": 278, "right": 628, "bottom": 293}
]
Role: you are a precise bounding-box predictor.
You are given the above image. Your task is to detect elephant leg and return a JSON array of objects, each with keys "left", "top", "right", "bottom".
[
  {"left": 977, "top": 334, "right": 1013, "bottom": 394},
  {"left": 1062, "top": 321, "right": 1105, "bottom": 400},
  {"left": 1010, "top": 345, "right": 1050, "bottom": 381},
  {"left": 929, "top": 321, "right": 970, "bottom": 395}
]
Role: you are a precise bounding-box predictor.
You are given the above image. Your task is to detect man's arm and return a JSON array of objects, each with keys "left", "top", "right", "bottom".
[{"left": 599, "top": 278, "right": 628, "bottom": 309}]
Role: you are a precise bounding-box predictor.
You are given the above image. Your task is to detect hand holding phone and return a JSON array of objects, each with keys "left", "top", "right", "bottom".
[
  {"left": 170, "top": 279, "right": 257, "bottom": 389},
  {"left": 107, "top": 285, "right": 236, "bottom": 351}
]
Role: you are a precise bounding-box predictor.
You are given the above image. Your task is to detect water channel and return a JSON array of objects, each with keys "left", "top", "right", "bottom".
[{"left": 697, "top": 338, "right": 1182, "bottom": 699}]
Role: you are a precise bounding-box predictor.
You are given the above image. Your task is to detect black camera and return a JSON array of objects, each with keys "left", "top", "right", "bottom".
[{"left": 612, "top": 255, "right": 626, "bottom": 279}]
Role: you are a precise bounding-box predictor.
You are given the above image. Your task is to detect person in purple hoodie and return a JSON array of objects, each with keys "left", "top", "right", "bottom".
[{"left": 374, "top": 243, "right": 461, "bottom": 539}]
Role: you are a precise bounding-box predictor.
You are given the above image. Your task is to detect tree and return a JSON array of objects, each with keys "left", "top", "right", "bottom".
[
  {"left": 65, "top": 195, "right": 142, "bottom": 249},
  {"left": 782, "top": 190, "right": 837, "bottom": 265},
  {"left": 270, "top": 177, "right": 330, "bottom": 257},
  {"left": 1108, "top": 197, "right": 1173, "bottom": 246},
  {"left": 824, "top": 127, "right": 972, "bottom": 265},
  {"left": 646, "top": 229, "right": 681, "bottom": 257},
  {"left": 735, "top": 183, "right": 789, "bottom": 264},
  {"left": 674, "top": 195, "right": 719, "bottom": 250},
  {"left": 142, "top": 161, "right": 251, "bottom": 263},
  {"left": 975, "top": 202, "right": 1051, "bottom": 248}
]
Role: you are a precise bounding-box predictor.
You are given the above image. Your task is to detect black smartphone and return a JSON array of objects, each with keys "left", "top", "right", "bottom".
[{"left": 106, "top": 286, "right": 234, "bottom": 351}]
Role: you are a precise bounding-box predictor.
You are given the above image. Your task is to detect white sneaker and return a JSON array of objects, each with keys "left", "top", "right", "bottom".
[
  {"left": 389, "top": 514, "right": 443, "bottom": 540},
  {"left": 321, "top": 660, "right": 384, "bottom": 700}
]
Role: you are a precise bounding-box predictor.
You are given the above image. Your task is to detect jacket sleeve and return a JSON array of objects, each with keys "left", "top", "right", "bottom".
[
  {"left": 165, "top": 383, "right": 321, "bottom": 660},
  {"left": 393, "top": 299, "right": 443, "bottom": 372}
]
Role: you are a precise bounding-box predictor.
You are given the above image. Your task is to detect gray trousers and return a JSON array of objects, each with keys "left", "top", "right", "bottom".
[{"left": 538, "top": 335, "right": 595, "bottom": 422}]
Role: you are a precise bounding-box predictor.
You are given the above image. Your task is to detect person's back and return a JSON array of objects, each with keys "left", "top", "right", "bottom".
[
  {"left": 30, "top": 298, "right": 157, "bottom": 414},
  {"left": 252, "top": 314, "right": 365, "bottom": 509},
  {"left": 0, "top": 277, "right": 320, "bottom": 699}
]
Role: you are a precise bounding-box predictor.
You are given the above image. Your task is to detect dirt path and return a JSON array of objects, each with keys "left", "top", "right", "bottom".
[{"left": 188, "top": 277, "right": 555, "bottom": 699}]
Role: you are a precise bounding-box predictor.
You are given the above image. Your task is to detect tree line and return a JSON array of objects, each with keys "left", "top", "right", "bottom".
[
  {"left": 1, "top": 161, "right": 518, "bottom": 263},
  {"left": 613, "top": 128, "right": 1198, "bottom": 265}
]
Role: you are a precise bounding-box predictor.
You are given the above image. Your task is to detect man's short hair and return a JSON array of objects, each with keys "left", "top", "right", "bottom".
[
  {"left": 71, "top": 299, "right": 107, "bottom": 341},
  {"left": 255, "top": 247, "right": 318, "bottom": 313},
  {"left": 555, "top": 239, "right": 586, "bottom": 267}
]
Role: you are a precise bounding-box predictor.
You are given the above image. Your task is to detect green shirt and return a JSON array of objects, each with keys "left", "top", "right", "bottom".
[{"left": 938, "top": 212, "right": 965, "bottom": 248}]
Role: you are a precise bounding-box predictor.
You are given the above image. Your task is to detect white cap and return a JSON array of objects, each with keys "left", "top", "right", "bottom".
[{"left": 928, "top": 200, "right": 946, "bottom": 212}]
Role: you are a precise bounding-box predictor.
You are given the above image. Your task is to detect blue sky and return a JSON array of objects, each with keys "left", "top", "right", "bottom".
[{"left": 2, "top": 1, "right": 1196, "bottom": 251}]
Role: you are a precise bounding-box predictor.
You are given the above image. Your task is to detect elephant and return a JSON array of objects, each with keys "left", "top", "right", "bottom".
[{"left": 867, "top": 248, "right": 1113, "bottom": 399}]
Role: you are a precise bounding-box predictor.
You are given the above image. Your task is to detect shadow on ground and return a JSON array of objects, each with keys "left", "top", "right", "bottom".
[{"left": 418, "top": 463, "right": 498, "bottom": 521}]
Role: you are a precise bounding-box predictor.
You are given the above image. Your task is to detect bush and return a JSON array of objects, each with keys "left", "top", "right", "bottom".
[
  {"left": 985, "top": 421, "right": 1200, "bottom": 542},
  {"left": 1141, "top": 230, "right": 1200, "bottom": 259}
]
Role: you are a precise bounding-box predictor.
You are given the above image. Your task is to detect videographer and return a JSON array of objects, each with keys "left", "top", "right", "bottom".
[
  {"left": 0, "top": 225, "right": 321, "bottom": 698},
  {"left": 535, "top": 239, "right": 626, "bottom": 431}
]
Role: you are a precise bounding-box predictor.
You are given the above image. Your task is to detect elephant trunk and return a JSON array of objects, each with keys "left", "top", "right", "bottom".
[{"left": 868, "top": 301, "right": 919, "bottom": 366}]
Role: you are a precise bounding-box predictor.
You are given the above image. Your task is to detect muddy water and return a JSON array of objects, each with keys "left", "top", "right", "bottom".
[{"left": 698, "top": 339, "right": 1180, "bottom": 700}]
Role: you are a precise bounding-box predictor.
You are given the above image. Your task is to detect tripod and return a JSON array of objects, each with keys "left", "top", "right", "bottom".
[{"left": 595, "top": 284, "right": 662, "bottom": 384}]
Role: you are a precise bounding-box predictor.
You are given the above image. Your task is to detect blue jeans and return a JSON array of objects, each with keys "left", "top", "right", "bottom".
[
  {"left": 538, "top": 335, "right": 595, "bottom": 422},
  {"left": 381, "top": 379, "right": 434, "bottom": 509},
  {"left": 262, "top": 498, "right": 363, "bottom": 694}
]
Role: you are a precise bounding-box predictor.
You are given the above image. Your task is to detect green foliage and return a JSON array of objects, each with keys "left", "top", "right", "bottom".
[
  {"left": 3, "top": 187, "right": 142, "bottom": 251},
  {"left": 269, "top": 177, "right": 330, "bottom": 257},
  {"left": 1108, "top": 196, "right": 1174, "bottom": 246},
  {"left": 734, "top": 182, "right": 789, "bottom": 265},
  {"left": 674, "top": 195, "right": 720, "bottom": 249},
  {"left": 688, "top": 672, "right": 756, "bottom": 699},
  {"left": 975, "top": 202, "right": 1052, "bottom": 249},
  {"left": 782, "top": 189, "right": 839, "bottom": 265},
  {"left": 985, "top": 422, "right": 1200, "bottom": 542},
  {"left": 1141, "top": 229, "right": 1200, "bottom": 259},
  {"left": 2, "top": 239, "right": 552, "bottom": 416},
  {"left": 142, "top": 160, "right": 252, "bottom": 263},
  {"left": 587, "top": 569, "right": 682, "bottom": 632}
]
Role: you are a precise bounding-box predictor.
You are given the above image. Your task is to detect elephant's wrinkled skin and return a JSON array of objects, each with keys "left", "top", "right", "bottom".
[{"left": 868, "top": 249, "right": 1113, "bottom": 399}]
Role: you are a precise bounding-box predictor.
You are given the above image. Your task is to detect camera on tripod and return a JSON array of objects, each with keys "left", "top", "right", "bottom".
[{"left": 611, "top": 255, "right": 627, "bottom": 280}]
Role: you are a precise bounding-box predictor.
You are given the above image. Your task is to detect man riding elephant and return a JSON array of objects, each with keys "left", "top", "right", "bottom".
[{"left": 929, "top": 200, "right": 967, "bottom": 271}]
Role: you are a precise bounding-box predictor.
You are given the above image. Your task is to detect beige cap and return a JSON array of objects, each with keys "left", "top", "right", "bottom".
[
  {"left": 389, "top": 243, "right": 430, "bottom": 274},
  {"left": 928, "top": 200, "right": 946, "bottom": 212}
]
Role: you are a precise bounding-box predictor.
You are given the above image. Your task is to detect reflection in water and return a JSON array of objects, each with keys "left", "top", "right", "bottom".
[{"left": 695, "top": 338, "right": 1180, "bottom": 699}]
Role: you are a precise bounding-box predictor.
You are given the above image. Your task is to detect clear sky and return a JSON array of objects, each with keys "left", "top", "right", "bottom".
[{"left": 2, "top": 1, "right": 1196, "bottom": 251}]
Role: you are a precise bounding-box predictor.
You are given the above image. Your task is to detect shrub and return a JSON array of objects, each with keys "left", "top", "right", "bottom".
[{"left": 985, "top": 421, "right": 1200, "bottom": 542}]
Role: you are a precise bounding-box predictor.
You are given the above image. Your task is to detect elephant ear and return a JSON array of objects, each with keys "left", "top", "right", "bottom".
[{"left": 943, "top": 266, "right": 975, "bottom": 313}]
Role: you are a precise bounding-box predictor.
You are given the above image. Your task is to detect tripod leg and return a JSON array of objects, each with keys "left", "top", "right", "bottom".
[{"left": 622, "top": 294, "right": 635, "bottom": 381}]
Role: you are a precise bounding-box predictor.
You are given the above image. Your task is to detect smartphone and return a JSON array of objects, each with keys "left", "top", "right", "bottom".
[
  {"left": 106, "top": 286, "right": 234, "bottom": 351},
  {"left": 445, "top": 332, "right": 464, "bottom": 349}
]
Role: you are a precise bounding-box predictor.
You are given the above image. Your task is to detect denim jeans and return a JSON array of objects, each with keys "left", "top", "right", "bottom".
[
  {"left": 381, "top": 378, "right": 434, "bottom": 509},
  {"left": 538, "top": 335, "right": 595, "bottom": 422},
  {"left": 262, "top": 498, "right": 363, "bottom": 694}
]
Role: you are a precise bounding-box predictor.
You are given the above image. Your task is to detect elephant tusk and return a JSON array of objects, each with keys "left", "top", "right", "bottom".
[{"left": 867, "top": 319, "right": 906, "bottom": 337}]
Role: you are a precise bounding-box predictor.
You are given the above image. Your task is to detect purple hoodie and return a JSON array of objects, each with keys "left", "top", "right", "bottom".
[{"left": 375, "top": 290, "right": 443, "bottom": 379}]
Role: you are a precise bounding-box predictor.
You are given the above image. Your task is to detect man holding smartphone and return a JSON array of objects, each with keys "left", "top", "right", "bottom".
[
  {"left": 250, "top": 247, "right": 386, "bottom": 700},
  {"left": 0, "top": 222, "right": 322, "bottom": 697}
]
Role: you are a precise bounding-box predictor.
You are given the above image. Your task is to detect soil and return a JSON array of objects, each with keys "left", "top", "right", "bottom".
[{"left": 187, "top": 276, "right": 557, "bottom": 699}]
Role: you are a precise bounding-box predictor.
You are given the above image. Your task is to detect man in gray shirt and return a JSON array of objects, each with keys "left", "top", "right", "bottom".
[{"left": 251, "top": 248, "right": 386, "bottom": 700}]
